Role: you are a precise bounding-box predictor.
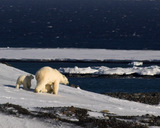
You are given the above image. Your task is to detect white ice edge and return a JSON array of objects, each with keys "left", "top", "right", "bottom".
[
  {"left": 59, "top": 65, "right": 160, "bottom": 76},
  {"left": 1, "top": 48, "right": 160, "bottom": 62}
]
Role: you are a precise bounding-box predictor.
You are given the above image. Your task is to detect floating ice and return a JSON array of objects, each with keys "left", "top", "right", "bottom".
[
  {"left": 59, "top": 65, "right": 160, "bottom": 76},
  {"left": 129, "top": 61, "right": 143, "bottom": 66}
]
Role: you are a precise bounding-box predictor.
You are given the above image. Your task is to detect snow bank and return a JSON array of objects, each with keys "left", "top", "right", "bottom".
[
  {"left": 0, "top": 63, "right": 160, "bottom": 117},
  {"left": 59, "top": 65, "right": 160, "bottom": 76},
  {"left": 0, "top": 114, "right": 57, "bottom": 128},
  {"left": 1, "top": 48, "right": 160, "bottom": 62}
]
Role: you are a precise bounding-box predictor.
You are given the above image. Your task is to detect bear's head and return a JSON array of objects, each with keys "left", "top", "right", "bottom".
[
  {"left": 28, "top": 74, "right": 34, "bottom": 79},
  {"left": 61, "top": 75, "right": 69, "bottom": 85},
  {"left": 27, "top": 74, "right": 34, "bottom": 89}
]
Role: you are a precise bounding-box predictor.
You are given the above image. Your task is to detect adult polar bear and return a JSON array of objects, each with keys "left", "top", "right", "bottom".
[{"left": 35, "top": 66, "right": 69, "bottom": 95}]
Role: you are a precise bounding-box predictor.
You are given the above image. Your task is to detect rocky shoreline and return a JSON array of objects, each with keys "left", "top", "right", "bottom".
[
  {"left": 105, "top": 92, "right": 160, "bottom": 105},
  {"left": 0, "top": 101, "right": 160, "bottom": 128},
  {"left": 65, "top": 73, "right": 160, "bottom": 79}
]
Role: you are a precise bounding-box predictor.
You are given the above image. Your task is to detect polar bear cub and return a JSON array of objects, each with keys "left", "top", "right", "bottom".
[
  {"left": 35, "top": 66, "right": 69, "bottom": 95},
  {"left": 16, "top": 74, "right": 34, "bottom": 90}
]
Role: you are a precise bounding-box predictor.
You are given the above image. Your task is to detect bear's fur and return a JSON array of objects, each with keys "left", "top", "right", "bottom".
[
  {"left": 16, "top": 75, "right": 34, "bottom": 90},
  {"left": 35, "top": 66, "right": 69, "bottom": 95}
]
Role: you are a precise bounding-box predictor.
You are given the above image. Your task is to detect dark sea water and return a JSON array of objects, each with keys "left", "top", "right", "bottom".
[
  {"left": 9, "top": 61, "right": 160, "bottom": 93},
  {"left": 1, "top": 0, "right": 160, "bottom": 93},
  {"left": 0, "top": 0, "right": 160, "bottom": 49}
]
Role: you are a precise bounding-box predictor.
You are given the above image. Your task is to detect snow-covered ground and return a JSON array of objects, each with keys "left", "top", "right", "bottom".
[
  {"left": 0, "top": 63, "right": 160, "bottom": 127},
  {"left": 1, "top": 48, "right": 160, "bottom": 127},
  {"left": 1, "top": 63, "right": 160, "bottom": 116},
  {"left": 0, "top": 113, "right": 63, "bottom": 128},
  {"left": 1, "top": 48, "right": 160, "bottom": 62}
]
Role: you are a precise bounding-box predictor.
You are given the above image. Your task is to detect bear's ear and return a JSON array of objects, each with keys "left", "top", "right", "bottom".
[{"left": 29, "top": 75, "right": 34, "bottom": 79}]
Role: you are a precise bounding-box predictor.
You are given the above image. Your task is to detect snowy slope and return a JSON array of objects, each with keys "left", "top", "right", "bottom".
[
  {"left": 0, "top": 63, "right": 160, "bottom": 117},
  {"left": 1, "top": 48, "right": 160, "bottom": 62}
]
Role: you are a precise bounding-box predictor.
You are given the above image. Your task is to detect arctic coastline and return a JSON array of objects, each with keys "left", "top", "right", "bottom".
[
  {"left": 1, "top": 48, "right": 160, "bottom": 63},
  {"left": 1, "top": 48, "right": 160, "bottom": 127},
  {"left": 2, "top": 48, "right": 160, "bottom": 78}
]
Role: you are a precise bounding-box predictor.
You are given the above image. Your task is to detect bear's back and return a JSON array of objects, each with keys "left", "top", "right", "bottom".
[
  {"left": 18, "top": 75, "right": 26, "bottom": 81},
  {"left": 35, "top": 66, "right": 60, "bottom": 81}
]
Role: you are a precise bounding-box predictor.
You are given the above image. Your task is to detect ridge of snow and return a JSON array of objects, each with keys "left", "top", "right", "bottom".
[{"left": 1, "top": 48, "right": 160, "bottom": 62}]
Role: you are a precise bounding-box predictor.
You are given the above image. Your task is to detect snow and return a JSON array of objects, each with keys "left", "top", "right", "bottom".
[
  {"left": 0, "top": 113, "right": 81, "bottom": 128},
  {"left": 59, "top": 65, "right": 160, "bottom": 76},
  {"left": 129, "top": 61, "right": 143, "bottom": 66},
  {"left": 0, "top": 63, "right": 160, "bottom": 116},
  {"left": 1, "top": 48, "right": 160, "bottom": 62},
  {"left": 88, "top": 111, "right": 104, "bottom": 119},
  {"left": 1, "top": 48, "right": 160, "bottom": 127},
  {"left": 0, "top": 114, "right": 53, "bottom": 128}
]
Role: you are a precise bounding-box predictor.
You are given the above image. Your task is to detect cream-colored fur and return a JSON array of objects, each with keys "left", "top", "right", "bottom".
[
  {"left": 16, "top": 75, "right": 34, "bottom": 90},
  {"left": 35, "top": 66, "right": 69, "bottom": 95}
]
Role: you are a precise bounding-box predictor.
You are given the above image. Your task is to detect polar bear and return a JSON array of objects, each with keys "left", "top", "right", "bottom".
[
  {"left": 16, "top": 75, "right": 34, "bottom": 90},
  {"left": 35, "top": 66, "right": 69, "bottom": 95}
]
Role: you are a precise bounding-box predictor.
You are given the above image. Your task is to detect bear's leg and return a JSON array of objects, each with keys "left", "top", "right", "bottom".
[
  {"left": 45, "top": 84, "right": 52, "bottom": 93},
  {"left": 40, "top": 84, "right": 52, "bottom": 93},
  {"left": 23, "top": 83, "right": 29, "bottom": 90},
  {"left": 25, "top": 81, "right": 31, "bottom": 89},
  {"left": 52, "top": 81, "right": 59, "bottom": 95},
  {"left": 40, "top": 84, "right": 49, "bottom": 93},
  {"left": 26, "top": 81, "right": 31, "bottom": 89},
  {"left": 16, "top": 79, "right": 22, "bottom": 89},
  {"left": 35, "top": 81, "right": 47, "bottom": 93},
  {"left": 16, "top": 83, "right": 20, "bottom": 89}
]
